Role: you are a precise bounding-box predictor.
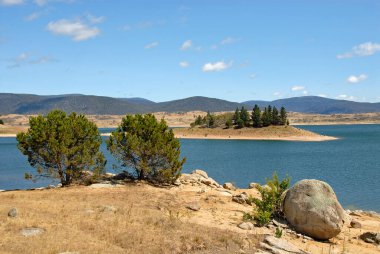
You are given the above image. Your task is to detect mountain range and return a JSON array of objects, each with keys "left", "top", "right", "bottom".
[{"left": 1, "top": 93, "right": 380, "bottom": 115}]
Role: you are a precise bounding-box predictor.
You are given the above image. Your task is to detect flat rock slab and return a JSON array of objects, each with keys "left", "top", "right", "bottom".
[
  {"left": 186, "top": 201, "right": 201, "bottom": 211},
  {"left": 89, "top": 183, "right": 123, "bottom": 189},
  {"left": 260, "top": 235, "right": 310, "bottom": 254},
  {"left": 21, "top": 227, "right": 45, "bottom": 237}
]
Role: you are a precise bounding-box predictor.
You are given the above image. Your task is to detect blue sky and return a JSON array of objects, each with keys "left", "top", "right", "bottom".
[{"left": 0, "top": 0, "right": 379, "bottom": 102}]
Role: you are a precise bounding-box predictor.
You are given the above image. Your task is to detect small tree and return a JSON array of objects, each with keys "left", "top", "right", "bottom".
[
  {"left": 240, "top": 106, "right": 250, "bottom": 127},
  {"left": 205, "top": 111, "right": 215, "bottom": 128},
  {"left": 251, "top": 104, "right": 262, "bottom": 128},
  {"left": 250, "top": 172, "right": 290, "bottom": 226},
  {"left": 233, "top": 107, "right": 240, "bottom": 125},
  {"left": 225, "top": 118, "right": 233, "bottom": 129},
  {"left": 272, "top": 106, "right": 280, "bottom": 125},
  {"left": 107, "top": 114, "right": 186, "bottom": 184},
  {"left": 194, "top": 115, "right": 204, "bottom": 126},
  {"left": 262, "top": 107, "right": 271, "bottom": 127},
  {"left": 280, "top": 107, "right": 287, "bottom": 125},
  {"left": 0, "top": 119, "right": 4, "bottom": 125},
  {"left": 16, "top": 110, "right": 105, "bottom": 186}
]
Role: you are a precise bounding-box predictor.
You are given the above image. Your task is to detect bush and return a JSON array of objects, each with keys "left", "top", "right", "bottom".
[
  {"left": 16, "top": 110, "right": 105, "bottom": 186},
  {"left": 107, "top": 114, "right": 186, "bottom": 184},
  {"left": 250, "top": 172, "right": 290, "bottom": 226},
  {"left": 0, "top": 119, "right": 4, "bottom": 125}
]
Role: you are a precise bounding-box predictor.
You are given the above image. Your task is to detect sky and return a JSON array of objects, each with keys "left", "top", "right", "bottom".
[{"left": 0, "top": 0, "right": 379, "bottom": 102}]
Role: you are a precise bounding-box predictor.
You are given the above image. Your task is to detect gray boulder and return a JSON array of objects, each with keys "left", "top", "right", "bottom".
[
  {"left": 223, "top": 182, "right": 236, "bottom": 191},
  {"left": 186, "top": 201, "right": 201, "bottom": 211},
  {"left": 283, "top": 179, "right": 345, "bottom": 240},
  {"left": 8, "top": 208, "right": 18, "bottom": 218},
  {"left": 21, "top": 227, "right": 45, "bottom": 237}
]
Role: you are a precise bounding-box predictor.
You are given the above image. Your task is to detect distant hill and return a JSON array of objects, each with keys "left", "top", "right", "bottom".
[
  {"left": 1, "top": 93, "right": 380, "bottom": 115},
  {"left": 243, "top": 96, "right": 380, "bottom": 114},
  {"left": 155, "top": 96, "right": 243, "bottom": 112}
]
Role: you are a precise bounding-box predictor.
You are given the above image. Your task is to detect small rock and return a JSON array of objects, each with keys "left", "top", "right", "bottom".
[
  {"left": 350, "top": 219, "right": 362, "bottom": 228},
  {"left": 218, "top": 190, "right": 233, "bottom": 197},
  {"left": 0, "top": 189, "right": 6, "bottom": 192},
  {"left": 238, "top": 222, "right": 254, "bottom": 230},
  {"left": 249, "top": 182, "right": 260, "bottom": 189},
  {"left": 173, "top": 179, "right": 181, "bottom": 186},
  {"left": 46, "top": 185, "right": 55, "bottom": 189},
  {"left": 8, "top": 208, "right": 18, "bottom": 218},
  {"left": 261, "top": 235, "right": 309, "bottom": 254},
  {"left": 186, "top": 201, "right": 201, "bottom": 211},
  {"left": 191, "top": 169, "right": 208, "bottom": 179},
  {"left": 272, "top": 218, "right": 289, "bottom": 229},
  {"left": 232, "top": 192, "right": 249, "bottom": 204},
  {"left": 359, "top": 232, "right": 380, "bottom": 245},
  {"left": 56, "top": 183, "right": 62, "bottom": 188},
  {"left": 223, "top": 182, "right": 236, "bottom": 191},
  {"left": 21, "top": 227, "right": 45, "bottom": 237},
  {"left": 89, "top": 183, "right": 118, "bottom": 189},
  {"left": 100, "top": 205, "right": 118, "bottom": 213}
]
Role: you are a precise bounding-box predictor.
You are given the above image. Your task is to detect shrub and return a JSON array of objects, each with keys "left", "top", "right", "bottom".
[
  {"left": 250, "top": 172, "right": 290, "bottom": 226},
  {"left": 0, "top": 119, "right": 4, "bottom": 125},
  {"left": 107, "top": 114, "right": 186, "bottom": 184},
  {"left": 16, "top": 110, "right": 105, "bottom": 186}
]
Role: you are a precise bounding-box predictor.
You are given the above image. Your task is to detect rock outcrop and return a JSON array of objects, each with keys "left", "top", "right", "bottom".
[
  {"left": 177, "top": 169, "right": 221, "bottom": 189},
  {"left": 259, "top": 235, "right": 310, "bottom": 254},
  {"left": 283, "top": 179, "right": 345, "bottom": 240}
]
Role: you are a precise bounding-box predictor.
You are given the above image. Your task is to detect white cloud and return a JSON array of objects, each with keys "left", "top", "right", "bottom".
[
  {"left": 180, "top": 40, "right": 192, "bottom": 50},
  {"left": 302, "top": 90, "right": 308, "bottom": 95},
  {"left": 179, "top": 61, "right": 189, "bottom": 68},
  {"left": 347, "top": 74, "right": 367, "bottom": 83},
  {"left": 202, "top": 61, "right": 231, "bottom": 72},
  {"left": 34, "top": 0, "right": 75, "bottom": 6},
  {"left": 273, "top": 92, "right": 281, "bottom": 97},
  {"left": 318, "top": 94, "right": 327, "bottom": 98},
  {"left": 144, "top": 41, "right": 159, "bottom": 49},
  {"left": 0, "top": 0, "right": 24, "bottom": 6},
  {"left": 47, "top": 19, "right": 100, "bottom": 41},
  {"left": 291, "top": 86, "right": 305, "bottom": 91},
  {"left": 86, "top": 14, "right": 105, "bottom": 24},
  {"left": 220, "top": 37, "right": 238, "bottom": 45},
  {"left": 337, "top": 42, "right": 380, "bottom": 59},
  {"left": 336, "top": 94, "right": 355, "bottom": 100},
  {"left": 25, "top": 12, "right": 42, "bottom": 21},
  {"left": 7, "top": 52, "right": 55, "bottom": 68},
  {"left": 250, "top": 73, "right": 256, "bottom": 79}
]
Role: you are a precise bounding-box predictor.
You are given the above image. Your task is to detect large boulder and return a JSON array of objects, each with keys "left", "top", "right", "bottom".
[{"left": 283, "top": 179, "right": 345, "bottom": 240}]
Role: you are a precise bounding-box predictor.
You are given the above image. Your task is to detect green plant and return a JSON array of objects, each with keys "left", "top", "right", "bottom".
[
  {"left": 0, "top": 119, "right": 4, "bottom": 125},
  {"left": 107, "top": 114, "right": 186, "bottom": 184},
  {"left": 17, "top": 110, "right": 105, "bottom": 186},
  {"left": 275, "top": 227, "right": 283, "bottom": 238},
  {"left": 250, "top": 172, "right": 290, "bottom": 226}
]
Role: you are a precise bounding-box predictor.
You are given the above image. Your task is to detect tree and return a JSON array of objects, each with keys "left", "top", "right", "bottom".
[
  {"left": 107, "top": 114, "right": 186, "bottom": 184},
  {"left": 280, "top": 107, "right": 287, "bottom": 125},
  {"left": 251, "top": 104, "right": 262, "bottom": 128},
  {"left": 194, "top": 115, "right": 203, "bottom": 126},
  {"left": 205, "top": 111, "right": 215, "bottom": 128},
  {"left": 272, "top": 107, "right": 280, "bottom": 125},
  {"left": 225, "top": 118, "right": 233, "bottom": 129},
  {"left": 262, "top": 107, "right": 271, "bottom": 127},
  {"left": 240, "top": 106, "right": 250, "bottom": 127},
  {"left": 0, "top": 119, "right": 4, "bottom": 125},
  {"left": 16, "top": 110, "right": 105, "bottom": 186},
  {"left": 233, "top": 107, "right": 240, "bottom": 125}
]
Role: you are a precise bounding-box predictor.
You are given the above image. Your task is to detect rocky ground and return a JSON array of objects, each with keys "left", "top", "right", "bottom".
[{"left": 1, "top": 170, "right": 379, "bottom": 254}]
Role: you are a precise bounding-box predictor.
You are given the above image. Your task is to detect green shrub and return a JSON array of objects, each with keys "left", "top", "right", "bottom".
[
  {"left": 275, "top": 227, "right": 283, "bottom": 238},
  {"left": 250, "top": 172, "right": 290, "bottom": 226},
  {"left": 0, "top": 119, "right": 4, "bottom": 125},
  {"left": 107, "top": 114, "right": 186, "bottom": 184},
  {"left": 17, "top": 110, "right": 105, "bottom": 186}
]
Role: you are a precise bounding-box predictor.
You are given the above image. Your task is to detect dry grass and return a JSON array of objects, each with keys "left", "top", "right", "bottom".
[{"left": 0, "top": 184, "right": 260, "bottom": 254}]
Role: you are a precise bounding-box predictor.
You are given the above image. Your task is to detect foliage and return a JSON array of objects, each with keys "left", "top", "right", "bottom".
[
  {"left": 250, "top": 172, "right": 291, "bottom": 226},
  {"left": 233, "top": 108, "right": 240, "bottom": 125},
  {"left": 107, "top": 114, "right": 186, "bottom": 184},
  {"left": 272, "top": 106, "right": 280, "bottom": 125},
  {"left": 0, "top": 119, "right": 3, "bottom": 125},
  {"left": 225, "top": 118, "right": 233, "bottom": 129},
  {"left": 275, "top": 227, "right": 283, "bottom": 238},
  {"left": 194, "top": 115, "right": 204, "bottom": 125},
  {"left": 240, "top": 106, "right": 250, "bottom": 127},
  {"left": 16, "top": 110, "right": 105, "bottom": 186},
  {"left": 205, "top": 111, "right": 215, "bottom": 128},
  {"left": 251, "top": 104, "right": 262, "bottom": 128}
]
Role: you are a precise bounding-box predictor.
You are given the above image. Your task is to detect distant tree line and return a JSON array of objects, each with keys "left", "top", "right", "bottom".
[{"left": 191, "top": 105, "right": 288, "bottom": 129}]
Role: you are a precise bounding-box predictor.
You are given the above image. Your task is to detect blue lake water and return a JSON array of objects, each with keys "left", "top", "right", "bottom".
[{"left": 1, "top": 125, "right": 379, "bottom": 212}]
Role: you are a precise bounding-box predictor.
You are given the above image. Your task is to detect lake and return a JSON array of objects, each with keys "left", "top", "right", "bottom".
[{"left": 1, "top": 125, "right": 379, "bottom": 212}]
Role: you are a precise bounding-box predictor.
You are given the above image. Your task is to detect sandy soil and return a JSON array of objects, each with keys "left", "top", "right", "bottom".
[{"left": 0, "top": 181, "right": 379, "bottom": 254}]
